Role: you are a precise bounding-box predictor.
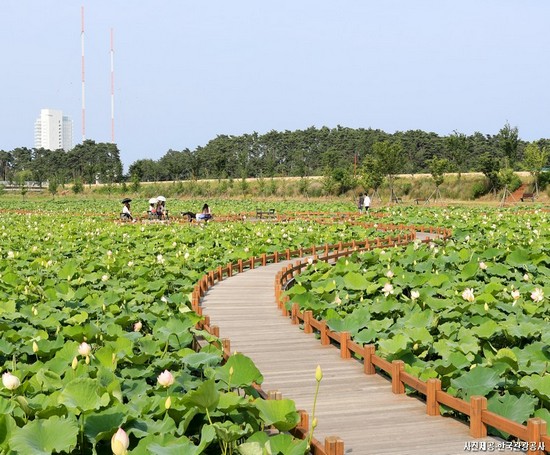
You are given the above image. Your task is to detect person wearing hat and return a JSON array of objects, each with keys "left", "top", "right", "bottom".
[
  {"left": 148, "top": 197, "right": 158, "bottom": 219},
  {"left": 121, "top": 198, "right": 133, "bottom": 221},
  {"left": 156, "top": 196, "right": 167, "bottom": 220}
]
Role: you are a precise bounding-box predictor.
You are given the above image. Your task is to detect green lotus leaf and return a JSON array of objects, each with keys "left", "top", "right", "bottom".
[
  {"left": 182, "top": 352, "right": 221, "bottom": 369},
  {"left": 212, "top": 420, "right": 253, "bottom": 443},
  {"left": 9, "top": 415, "right": 78, "bottom": 455},
  {"left": 237, "top": 441, "right": 264, "bottom": 455},
  {"left": 182, "top": 379, "right": 219, "bottom": 412},
  {"left": 253, "top": 398, "right": 300, "bottom": 431},
  {"left": 127, "top": 413, "right": 177, "bottom": 439},
  {"left": 0, "top": 414, "right": 17, "bottom": 451},
  {"left": 459, "top": 261, "right": 479, "bottom": 280},
  {"left": 343, "top": 271, "right": 369, "bottom": 290},
  {"left": 216, "top": 353, "right": 264, "bottom": 388},
  {"left": 58, "top": 377, "right": 110, "bottom": 412},
  {"left": 451, "top": 366, "right": 501, "bottom": 400},
  {"left": 377, "top": 333, "right": 410, "bottom": 356},
  {"left": 267, "top": 433, "right": 309, "bottom": 455},
  {"left": 519, "top": 374, "right": 550, "bottom": 401},
  {"left": 132, "top": 433, "right": 199, "bottom": 455},
  {"left": 506, "top": 249, "right": 530, "bottom": 267},
  {"left": 83, "top": 408, "right": 126, "bottom": 445},
  {"left": 488, "top": 392, "right": 537, "bottom": 429}
]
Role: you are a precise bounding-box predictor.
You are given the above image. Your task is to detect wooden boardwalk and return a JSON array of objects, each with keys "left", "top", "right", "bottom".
[{"left": 201, "top": 260, "right": 511, "bottom": 455}]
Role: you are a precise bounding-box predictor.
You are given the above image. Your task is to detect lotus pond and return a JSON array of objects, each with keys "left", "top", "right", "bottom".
[{"left": 0, "top": 200, "right": 548, "bottom": 453}]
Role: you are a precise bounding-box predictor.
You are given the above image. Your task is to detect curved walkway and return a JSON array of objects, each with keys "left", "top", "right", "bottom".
[{"left": 201, "top": 259, "right": 509, "bottom": 454}]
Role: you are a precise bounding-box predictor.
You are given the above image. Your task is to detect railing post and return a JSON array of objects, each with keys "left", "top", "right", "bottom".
[
  {"left": 227, "top": 263, "right": 232, "bottom": 277},
  {"left": 303, "top": 310, "right": 313, "bottom": 334},
  {"left": 320, "top": 321, "right": 330, "bottom": 345},
  {"left": 286, "top": 248, "right": 290, "bottom": 260},
  {"left": 363, "top": 344, "right": 375, "bottom": 375},
  {"left": 261, "top": 253, "right": 266, "bottom": 266},
  {"left": 291, "top": 303, "right": 300, "bottom": 324},
  {"left": 210, "top": 325, "right": 219, "bottom": 338},
  {"left": 426, "top": 378, "right": 441, "bottom": 416},
  {"left": 274, "top": 250, "right": 279, "bottom": 263},
  {"left": 222, "top": 338, "right": 230, "bottom": 360},
  {"left": 249, "top": 257, "right": 255, "bottom": 270},
  {"left": 469, "top": 396, "right": 487, "bottom": 438},
  {"left": 324, "top": 436, "right": 344, "bottom": 455},
  {"left": 340, "top": 332, "right": 351, "bottom": 359},
  {"left": 391, "top": 360, "right": 405, "bottom": 394},
  {"left": 237, "top": 259, "right": 243, "bottom": 273},
  {"left": 527, "top": 418, "right": 546, "bottom": 455}
]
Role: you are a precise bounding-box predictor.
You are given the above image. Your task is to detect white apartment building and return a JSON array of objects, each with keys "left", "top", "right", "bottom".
[{"left": 34, "top": 109, "right": 73, "bottom": 151}]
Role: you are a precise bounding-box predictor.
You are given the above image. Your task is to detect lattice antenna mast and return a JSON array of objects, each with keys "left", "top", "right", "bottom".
[
  {"left": 81, "top": 6, "right": 86, "bottom": 141},
  {"left": 110, "top": 28, "right": 115, "bottom": 143}
]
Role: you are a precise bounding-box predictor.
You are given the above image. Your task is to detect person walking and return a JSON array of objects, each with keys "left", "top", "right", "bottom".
[
  {"left": 357, "top": 193, "right": 364, "bottom": 214},
  {"left": 363, "top": 193, "right": 371, "bottom": 213}
]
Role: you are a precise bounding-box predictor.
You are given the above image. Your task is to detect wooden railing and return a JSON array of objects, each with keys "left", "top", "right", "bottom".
[{"left": 274, "top": 235, "right": 548, "bottom": 455}]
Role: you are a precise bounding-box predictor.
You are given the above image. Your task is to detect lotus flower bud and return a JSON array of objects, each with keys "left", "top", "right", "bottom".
[
  {"left": 71, "top": 357, "right": 78, "bottom": 370},
  {"left": 111, "top": 428, "right": 129, "bottom": 455},
  {"left": 229, "top": 366, "right": 234, "bottom": 376},
  {"left": 165, "top": 396, "right": 171, "bottom": 410},
  {"left": 157, "top": 370, "right": 174, "bottom": 388},
  {"left": 315, "top": 365, "right": 323, "bottom": 382},
  {"left": 85, "top": 356, "right": 90, "bottom": 365},
  {"left": 312, "top": 417, "right": 318, "bottom": 429},
  {"left": 78, "top": 342, "right": 91, "bottom": 357},
  {"left": 32, "top": 341, "right": 39, "bottom": 353},
  {"left": 2, "top": 372, "right": 21, "bottom": 390}
]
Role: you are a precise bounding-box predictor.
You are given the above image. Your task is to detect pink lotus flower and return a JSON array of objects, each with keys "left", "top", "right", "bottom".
[
  {"left": 462, "top": 288, "right": 475, "bottom": 302},
  {"left": 78, "top": 342, "right": 91, "bottom": 357},
  {"left": 157, "top": 370, "right": 174, "bottom": 388},
  {"left": 382, "top": 283, "right": 394, "bottom": 297},
  {"left": 111, "top": 428, "right": 129, "bottom": 455},
  {"left": 531, "top": 288, "right": 544, "bottom": 303},
  {"left": 2, "top": 372, "right": 20, "bottom": 390}
]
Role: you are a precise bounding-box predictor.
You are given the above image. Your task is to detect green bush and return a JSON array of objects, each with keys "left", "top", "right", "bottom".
[{"left": 471, "top": 181, "right": 489, "bottom": 199}]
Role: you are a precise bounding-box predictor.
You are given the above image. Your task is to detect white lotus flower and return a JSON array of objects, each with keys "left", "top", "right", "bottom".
[
  {"left": 411, "top": 290, "right": 420, "bottom": 300},
  {"left": 184, "top": 252, "right": 190, "bottom": 259},
  {"left": 7, "top": 251, "right": 14, "bottom": 259},
  {"left": 523, "top": 274, "right": 530, "bottom": 282},
  {"left": 134, "top": 321, "right": 142, "bottom": 332},
  {"left": 157, "top": 370, "right": 174, "bottom": 388},
  {"left": 111, "top": 428, "right": 129, "bottom": 455},
  {"left": 127, "top": 261, "right": 134, "bottom": 267},
  {"left": 2, "top": 372, "right": 20, "bottom": 390},
  {"left": 462, "top": 288, "right": 475, "bottom": 302},
  {"left": 479, "top": 262, "right": 487, "bottom": 270},
  {"left": 385, "top": 270, "right": 394, "bottom": 278},
  {"left": 531, "top": 288, "right": 544, "bottom": 303},
  {"left": 157, "top": 254, "right": 165, "bottom": 264},
  {"left": 511, "top": 290, "right": 520, "bottom": 301},
  {"left": 78, "top": 342, "right": 91, "bottom": 357},
  {"left": 101, "top": 274, "right": 109, "bottom": 282},
  {"left": 383, "top": 283, "right": 394, "bottom": 297}
]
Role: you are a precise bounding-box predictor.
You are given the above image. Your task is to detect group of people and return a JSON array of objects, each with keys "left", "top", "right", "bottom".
[
  {"left": 148, "top": 196, "right": 168, "bottom": 220},
  {"left": 121, "top": 197, "right": 212, "bottom": 223},
  {"left": 357, "top": 193, "right": 371, "bottom": 214}
]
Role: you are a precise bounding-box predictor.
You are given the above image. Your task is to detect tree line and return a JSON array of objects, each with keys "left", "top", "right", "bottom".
[
  {"left": 0, "top": 140, "right": 122, "bottom": 187},
  {"left": 128, "top": 124, "right": 549, "bottom": 184},
  {"left": 1, "top": 124, "right": 548, "bottom": 191}
]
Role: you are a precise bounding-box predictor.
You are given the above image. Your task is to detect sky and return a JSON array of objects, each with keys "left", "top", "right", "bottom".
[{"left": 1, "top": 1, "right": 549, "bottom": 170}]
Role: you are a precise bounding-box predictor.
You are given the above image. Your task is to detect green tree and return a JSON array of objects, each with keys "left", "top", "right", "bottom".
[
  {"left": 445, "top": 131, "right": 469, "bottom": 178},
  {"left": 497, "top": 122, "right": 519, "bottom": 167},
  {"left": 523, "top": 142, "right": 549, "bottom": 193},
  {"left": 360, "top": 155, "right": 384, "bottom": 197},
  {"left": 427, "top": 156, "right": 449, "bottom": 188},
  {"left": 48, "top": 177, "right": 58, "bottom": 199},
  {"left": 372, "top": 141, "right": 406, "bottom": 202}
]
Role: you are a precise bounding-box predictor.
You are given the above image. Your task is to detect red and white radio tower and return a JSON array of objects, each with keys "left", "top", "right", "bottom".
[
  {"left": 110, "top": 28, "right": 115, "bottom": 143},
  {"left": 81, "top": 6, "right": 86, "bottom": 141}
]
